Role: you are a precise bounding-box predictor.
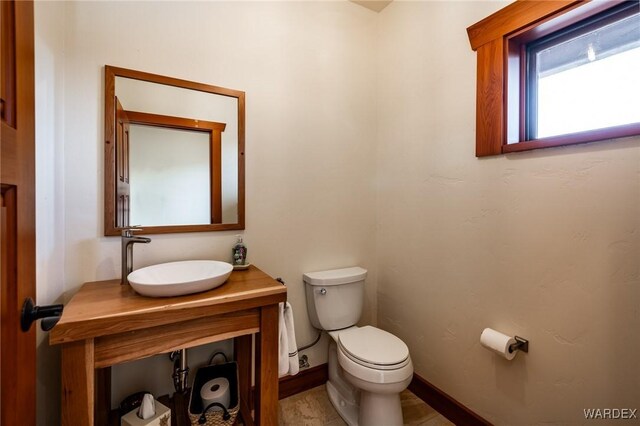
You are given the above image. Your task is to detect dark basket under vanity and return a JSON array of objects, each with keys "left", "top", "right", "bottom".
[{"left": 188, "top": 361, "right": 240, "bottom": 426}]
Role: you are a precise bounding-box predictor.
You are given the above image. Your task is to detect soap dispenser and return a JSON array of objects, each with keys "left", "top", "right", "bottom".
[{"left": 232, "top": 235, "right": 247, "bottom": 266}]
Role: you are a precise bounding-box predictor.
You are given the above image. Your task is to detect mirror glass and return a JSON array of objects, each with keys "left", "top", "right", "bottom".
[
  {"left": 104, "top": 66, "right": 245, "bottom": 235},
  {"left": 129, "top": 125, "right": 211, "bottom": 226}
]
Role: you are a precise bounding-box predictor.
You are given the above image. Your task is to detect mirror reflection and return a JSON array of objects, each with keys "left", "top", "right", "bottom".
[
  {"left": 104, "top": 66, "right": 245, "bottom": 235},
  {"left": 129, "top": 125, "right": 212, "bottom": 226}
]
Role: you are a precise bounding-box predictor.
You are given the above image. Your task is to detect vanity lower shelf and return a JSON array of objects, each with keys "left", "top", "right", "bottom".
[
  {"left": 107, "top": 391, "right": 190, "bottom": 426},
  {"left": 107, "top": 390, "right": 254, "bottom": 426}
]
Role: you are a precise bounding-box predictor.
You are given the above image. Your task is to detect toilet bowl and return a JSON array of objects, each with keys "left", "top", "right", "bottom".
[
  {"left": 334, "top": 326, "right": 413, "bottom": 426},
  {"left": 303, "top": 267, "right": 413, "bottom": 426}
]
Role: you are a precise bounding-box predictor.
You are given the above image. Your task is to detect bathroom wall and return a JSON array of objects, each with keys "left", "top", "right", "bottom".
[
  {"left": 375, "top": 2, "right": 640, "bottom": 424},
  {"left": 34, "top": 1, "right": 67, "bottom": 423},
  {"left": 34, "top": 1, "right": 378, "bottom": 422},
  {"left": 35, "top": 1, "right": 640, "bottom": 424}
]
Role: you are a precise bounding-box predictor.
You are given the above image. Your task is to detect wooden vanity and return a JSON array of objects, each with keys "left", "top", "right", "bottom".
[{"left": 50, "top": 266, "right": 286, "bottom": 426}]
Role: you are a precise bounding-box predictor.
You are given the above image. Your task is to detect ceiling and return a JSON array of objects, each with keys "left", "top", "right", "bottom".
[{"left": 349, "top": 0, "right": 393, "bottom": 13}]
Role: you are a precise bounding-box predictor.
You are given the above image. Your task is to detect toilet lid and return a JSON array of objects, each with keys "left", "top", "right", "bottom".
[{"left": 338, "top": 326, "right": 409, "bottom": 366}]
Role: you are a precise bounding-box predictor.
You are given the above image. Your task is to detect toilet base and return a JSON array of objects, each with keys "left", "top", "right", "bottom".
[
  {"left": 325, "top": 336, "right": 410, "bottom": 426},
  {"left": 359, "top": 390, "right": 403, "bottom": 426},
  {"left": 326, "top": 380, "right": 359, "bottom": 426},
  {"left": 327, "top": 340, "right": 359, "bottom": 426},
  {"left": 343, "top": 369, "right": 411, "bottom": 426}
]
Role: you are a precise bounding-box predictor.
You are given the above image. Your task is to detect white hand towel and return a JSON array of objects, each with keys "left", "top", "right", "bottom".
[
  {"left": 284, "top": 302, "right": 299, "bottom": 376},
  {"left": 278, "top": 302, "right": 289, "bottom": 377}
]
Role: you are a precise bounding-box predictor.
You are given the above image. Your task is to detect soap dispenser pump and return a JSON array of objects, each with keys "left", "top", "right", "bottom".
[{"left": 232, "top": 235, "right": 247, "bottom": 266}]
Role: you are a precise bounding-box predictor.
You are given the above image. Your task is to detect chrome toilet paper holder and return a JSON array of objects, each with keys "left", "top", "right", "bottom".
[{"left": 508, "top": 336, "right": 529, "bottom": 354}]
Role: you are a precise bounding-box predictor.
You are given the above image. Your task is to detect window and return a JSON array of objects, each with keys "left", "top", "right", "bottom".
[
  {"left": 527, "top": 3, "right": 640, "bottom": 140},
  {"left": 467, "top": 1, "right": 640, "bottom": 157}
]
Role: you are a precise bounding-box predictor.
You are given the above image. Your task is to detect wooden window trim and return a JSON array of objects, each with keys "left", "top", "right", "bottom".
[{"left": 467, "top": 0, "right": 637, "bottom": 157}]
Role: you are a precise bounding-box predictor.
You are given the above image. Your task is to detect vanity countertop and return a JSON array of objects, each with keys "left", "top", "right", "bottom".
[{"left": 49, "top": 265, "right": 286, "bottom": 345}]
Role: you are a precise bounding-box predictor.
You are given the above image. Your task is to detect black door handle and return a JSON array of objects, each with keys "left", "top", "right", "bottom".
[{"left": 20, "top": 298, "right": 64, "bottom": 332}]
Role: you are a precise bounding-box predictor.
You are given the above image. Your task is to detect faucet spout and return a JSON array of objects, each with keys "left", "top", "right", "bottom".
[
  {"left": 121, "top": 227, "right": 151, "bottom": 285},
  {"left": 130, "top": 236, "right": 152, "bottom": 244}
]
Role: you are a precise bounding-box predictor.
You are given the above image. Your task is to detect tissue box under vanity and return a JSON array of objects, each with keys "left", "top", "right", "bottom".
[{"left": 121, "top": 400, "right": 171, "bottom": 426}]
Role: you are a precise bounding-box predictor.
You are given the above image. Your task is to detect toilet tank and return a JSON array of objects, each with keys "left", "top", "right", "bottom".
[{"left": 303, "top": 267, "right": 367, "bottom": 331}]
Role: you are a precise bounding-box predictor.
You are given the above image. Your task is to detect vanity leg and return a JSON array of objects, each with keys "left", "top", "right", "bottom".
[
  {"left": 255, "top": 304, "right": 278, "bottom": 426},
  {"left": 234, "top": 334, "right": 252, "bottom": 409},
  {"left": 95, "top": 366, "right": 111, "bottom": 426},
  {"left": 61, "top": 339, "right": 95, "bottom": 426}
]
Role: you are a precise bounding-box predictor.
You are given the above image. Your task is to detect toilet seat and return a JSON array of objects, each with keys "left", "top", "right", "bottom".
[
  {"left": 335, "top": 326, "right": 413, "bottom": 385},
  {"left": 337, "top": 345, "right": 413, "bottom": 385},
  {"left": 338, "top": 326, "right": 409, "bottom": 369},
  {"left": 340, "top": 346, "right": 411, "bottom": 371}
]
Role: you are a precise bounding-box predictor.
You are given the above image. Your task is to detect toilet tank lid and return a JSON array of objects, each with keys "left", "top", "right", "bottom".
[{"left": 303, "top": 267, "right": 367, "bottom": 286}]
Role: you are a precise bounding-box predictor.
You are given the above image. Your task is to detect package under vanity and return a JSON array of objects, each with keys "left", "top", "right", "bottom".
[{"left": 49, "top": 266, "right": 286, "bottom": 426}]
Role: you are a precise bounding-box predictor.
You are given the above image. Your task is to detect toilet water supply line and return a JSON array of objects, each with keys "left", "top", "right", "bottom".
[
  {"left": 298, "top": 330, "right": 322, "bottom": 352},
  {"left": 275, "top": 277, "right": 323, "bottom": 353}
]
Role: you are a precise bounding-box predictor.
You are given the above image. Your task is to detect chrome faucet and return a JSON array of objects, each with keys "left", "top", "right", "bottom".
[{"left": 121, "top": 226, "right": 151, "bottom": 285}]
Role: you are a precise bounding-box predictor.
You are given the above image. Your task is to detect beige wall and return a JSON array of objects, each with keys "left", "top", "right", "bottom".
[
  {"left": 34, "top": 1, "right": 378, "bottom": 423},
  {"left": 35, "top": 1, "right": 640, "bottom": 425},
  {"left": 34, "top": 2, "right": 66, "bottom": 423},
  {"left": 376, "top": 1, "right": 640, "bottom": 424}
]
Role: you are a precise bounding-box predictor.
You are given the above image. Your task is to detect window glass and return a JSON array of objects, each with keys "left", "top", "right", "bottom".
[{"left": 528, "top": 7, "right": 640, "bottom": 139}]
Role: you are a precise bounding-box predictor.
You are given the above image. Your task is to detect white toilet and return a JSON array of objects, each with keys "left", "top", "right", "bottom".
[{"left": 304, "top": 267, "right": 413, "bottom": 426}]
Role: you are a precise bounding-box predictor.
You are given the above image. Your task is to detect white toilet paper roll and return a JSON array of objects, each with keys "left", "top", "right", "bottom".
[
  {"left": 480, "top": 328, "right": 517, "bottom": 360},
  {"left": 200, "top": 377, "right": 231, "bottom": 411}
]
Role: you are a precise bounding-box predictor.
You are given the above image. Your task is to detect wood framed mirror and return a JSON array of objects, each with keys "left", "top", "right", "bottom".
[{"left": 104, "top": 66, "right": 245, "bottom": 235}]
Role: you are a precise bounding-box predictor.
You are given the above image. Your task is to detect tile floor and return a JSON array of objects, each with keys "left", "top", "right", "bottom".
[{"left": 278, "top": 385, "right": 454, "bottom": 426}]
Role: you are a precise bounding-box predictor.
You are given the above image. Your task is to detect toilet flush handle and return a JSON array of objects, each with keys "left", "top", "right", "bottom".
[{"left": 319, "top": 288, "right": 327, "bottom": 295}]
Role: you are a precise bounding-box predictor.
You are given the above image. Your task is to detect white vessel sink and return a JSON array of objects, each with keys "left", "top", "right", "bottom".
[{"left": 128, "top": 260, "right": 233, "bottom": 297}]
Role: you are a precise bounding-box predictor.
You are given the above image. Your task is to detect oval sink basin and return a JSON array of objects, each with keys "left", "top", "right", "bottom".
[{"left": 128, "top": 260, "right": 233, "bottom": 297}]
